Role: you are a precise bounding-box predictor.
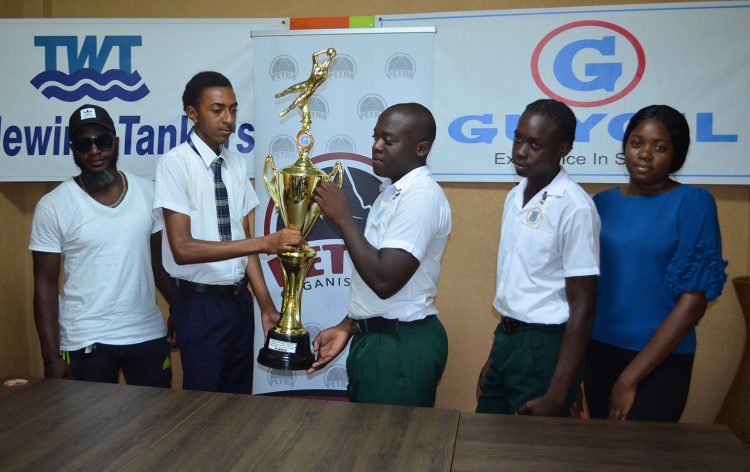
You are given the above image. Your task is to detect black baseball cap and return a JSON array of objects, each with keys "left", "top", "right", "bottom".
[{"left": 68, "top": 104, "right": 116, "bottom": 137}]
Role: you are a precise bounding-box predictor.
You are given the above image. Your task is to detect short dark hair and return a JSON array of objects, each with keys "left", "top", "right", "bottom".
[
  {"left": 523, "top": 99, "right": 577, "bottom": 148},
  {"left": 182, "top": 71, "right": 233, "bottom": 111},
  {"left": 384, "top": 102, "right": 437, "bottom": 143},
  {"left": 622, "top": 104, "right": 690, "bottom": 173}
]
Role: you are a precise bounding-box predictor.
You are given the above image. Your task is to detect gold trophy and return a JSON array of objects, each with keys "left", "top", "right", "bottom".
[{"left": 258, "top": 48, "right": 343, "bottom": 370}]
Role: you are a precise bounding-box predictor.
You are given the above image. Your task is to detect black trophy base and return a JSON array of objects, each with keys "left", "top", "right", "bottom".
[{"left": 257, "top": 330, "right": 315, "bottom": 370}]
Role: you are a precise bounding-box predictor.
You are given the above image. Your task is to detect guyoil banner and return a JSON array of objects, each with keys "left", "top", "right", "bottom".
[{"left": 380, "top": 2, "right": 750, "bottom": 184}]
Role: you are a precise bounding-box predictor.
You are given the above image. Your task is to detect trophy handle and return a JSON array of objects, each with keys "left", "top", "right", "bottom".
[
  {"left": 327, "top": 162, "right": 344, "bottom": 189},
  {"left": 263, "top": 155, "right": 280, "bottom": 207}
]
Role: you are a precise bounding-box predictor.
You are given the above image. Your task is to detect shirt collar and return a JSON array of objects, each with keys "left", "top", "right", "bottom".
[
  {"left": 515, "top": 167, "right": 570, "bottom": 209},
  {"left": 379, "top": 165, "right": 431, "bottom": 199},
  {"left": 188, "top": 132, "right": 224, "bottom": 168}
]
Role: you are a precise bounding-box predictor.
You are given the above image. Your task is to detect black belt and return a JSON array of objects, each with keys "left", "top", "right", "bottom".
[
  {"left": 500, "top": 316, "right": 556, "bottom": 335},
  {"left": 175, "top": 277, "right": 248, "bottom": 297},
  {"left": 352, "top": 315, "right": 435, "bottom": 335}
]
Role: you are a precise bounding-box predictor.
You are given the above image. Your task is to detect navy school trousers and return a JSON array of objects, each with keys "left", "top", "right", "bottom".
[{"left": 172, "top": 284, "right": 255, "bottom": 394}]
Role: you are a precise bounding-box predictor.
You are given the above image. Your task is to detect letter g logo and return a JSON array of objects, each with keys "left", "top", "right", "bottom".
[
  {"left": 554, "top": 36, "right": 622, "bottom": 92},
  {"left": 531, "top": 20, "right": 645, "bottom": 107}
]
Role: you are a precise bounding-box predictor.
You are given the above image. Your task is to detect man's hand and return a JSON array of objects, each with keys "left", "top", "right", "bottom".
[
  {"left": 261, "top": 309, "right": 281, "bottom": 341},
  {"left": 44, "top": 359, "right": 72, "bottom": 379},
  {"left": 516, "top": 394, "right": 565, "bottom": 417},
  {"left": 608, "top": 377, "right": 637, "bottom": 420},
  {"left": 312, "top": 181, "right": 352, "bottom": 227},
  {"left": 306, "top": 319, "right": 354, "bottom": 375},
  {"left": 263, "top": 228, "right": 305, "bottom": 254}
]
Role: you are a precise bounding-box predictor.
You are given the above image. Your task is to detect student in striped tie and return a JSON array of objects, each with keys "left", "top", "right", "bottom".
[{"left": 154, "top": 71, "right": 304, "bottom": 394}]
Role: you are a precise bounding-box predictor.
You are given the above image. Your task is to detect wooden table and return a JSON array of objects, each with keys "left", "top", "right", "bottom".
[
  {"left": 452, "top": 412, "right": 749, "bottom": 471},
  {"left": 0, "top": 378, "right": 457, "bottom": 471},
  {"left": 0, "top": 378, "right": 214, "bottom": 471},
  {"left": 1, "top": 379, "right": 747, "bottom": 471}
]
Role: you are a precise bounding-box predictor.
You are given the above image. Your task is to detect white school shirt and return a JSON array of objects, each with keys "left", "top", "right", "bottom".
[
  {"left": 153, "top": 133, "right": 259, "bottom": 285},
  {"left": 29, "top": 172, "right": 166, "bottom": 350},
  {"left": 348, "top": 166, "right": 452, "bottom": 322},
  {"left": 493, "top": 168, "right": 600, "bottom": 324}
]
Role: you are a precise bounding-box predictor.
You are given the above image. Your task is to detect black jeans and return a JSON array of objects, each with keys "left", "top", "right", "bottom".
[{"left": 66, "top": 336, "right": 171, "bottom": 388}]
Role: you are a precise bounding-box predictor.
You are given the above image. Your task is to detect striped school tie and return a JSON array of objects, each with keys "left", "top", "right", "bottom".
[{"left": 210, "top": 157, "right": 232, "bottom": 241}]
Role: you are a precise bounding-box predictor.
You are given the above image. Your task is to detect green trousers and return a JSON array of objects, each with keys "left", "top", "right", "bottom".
[
  {"left": 347, "top": 315, "right": 448, "bottom": 407},
  {"left": 476, "top": 323, "right": 581, "bottom": 415}
]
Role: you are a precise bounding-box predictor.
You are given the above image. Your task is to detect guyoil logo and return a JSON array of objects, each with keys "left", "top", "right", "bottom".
[
  {"left": 31, "top": 35, "right": 149, "bottom": 102},
  {"left": 531, "top": 20, "right": 645, "bottom": 107}
]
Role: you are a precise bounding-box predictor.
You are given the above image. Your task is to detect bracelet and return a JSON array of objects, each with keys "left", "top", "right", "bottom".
[{"left": 43, "top": 355, "right": 63, "bottom": 366}]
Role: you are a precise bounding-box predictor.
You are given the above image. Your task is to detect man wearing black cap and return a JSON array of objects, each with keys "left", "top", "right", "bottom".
[{"left": 29, "top": 104, "right": 175, "bottom": 387}]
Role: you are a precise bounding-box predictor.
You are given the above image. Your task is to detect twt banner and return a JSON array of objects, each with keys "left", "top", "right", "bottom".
[
  {"left": 380, "top": 2, "right": 750, "bottom": 184},
  {"left": 0, "top": 19, "right": 286, "bottom": 181},
  {"left": 251, "top": 28, "right": 434, "bottom": 394}
]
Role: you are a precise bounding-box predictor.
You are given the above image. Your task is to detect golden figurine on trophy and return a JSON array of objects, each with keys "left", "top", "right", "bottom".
[{"left": 258, "top": 48, "right": 343, "bottom": 370}]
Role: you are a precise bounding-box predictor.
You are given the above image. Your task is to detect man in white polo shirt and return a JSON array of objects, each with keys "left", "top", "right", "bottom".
[
  {"left": 307, "top": 103, "right": 452, "bottom": 407},
  {"left": 476, "top": 99, "right": 600, "bottom": 416},
  {"left": 154, "top": 71, "right": 303, "bottom": 393}
]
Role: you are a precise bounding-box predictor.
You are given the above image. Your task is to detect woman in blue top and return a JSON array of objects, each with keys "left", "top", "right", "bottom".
[{"left": 584, "top": 105, "right": 727, "bottom": 421}]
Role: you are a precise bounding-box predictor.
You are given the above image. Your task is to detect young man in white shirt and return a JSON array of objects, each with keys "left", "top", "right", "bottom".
[
  {"left": 307, "top": 103, "right": 452, "bottom": 407},
  {"left": 154, "top": 71, "right": 303, "bottom": 393},
  {"left": 476, "top": 99, "right": 600, "bottom": 416},
  {"left": 31, "top": 104, "right": 174, "bottom": 387}
]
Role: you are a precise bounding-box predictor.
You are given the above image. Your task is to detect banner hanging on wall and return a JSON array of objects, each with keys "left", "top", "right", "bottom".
[
  {"left": 0, "top": 19, "right": 286, "bottom": 181},
  {"left": 379, "top": 1, "right": 750, "bottom": 184},
  {"left": 251, "top": 28, "right": 434, "bottom": 395}
]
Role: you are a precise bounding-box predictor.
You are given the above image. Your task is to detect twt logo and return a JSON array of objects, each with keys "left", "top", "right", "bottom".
[
  {"left": 531, "top": 20, "right": 645, "bottom": 107},
  {"left": 31, "top": 35, "right": 149, "bottom": 102}
]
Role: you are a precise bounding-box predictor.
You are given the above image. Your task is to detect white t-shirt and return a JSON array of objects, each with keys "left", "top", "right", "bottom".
[
  {"left": 349, "top": 166, "right": 452, "bottom": 322},
  {"left": 493, "top": 168, "right": 600, "bottom": 324},
  {"left": 29, "top": 171, "right": 166, "bottom": 350},
  {"left": 153, "top": 133, "right": 259, "bottom": 285}
]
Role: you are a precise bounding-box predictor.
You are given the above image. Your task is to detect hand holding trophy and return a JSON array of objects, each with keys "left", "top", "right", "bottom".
[{"left": 257, "top": 48, "right": 343, "bottom": 370}]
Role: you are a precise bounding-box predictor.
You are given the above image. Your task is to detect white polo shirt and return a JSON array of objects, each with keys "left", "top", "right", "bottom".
[
  {"left": 153, "top": 132, "right": 259, "bottom": 285},
  {"left": 493, "top": 168, "right": 600, "bottom": 325},
  {"left": 349, "top": 166, "right": 452, "bottom": 322}
]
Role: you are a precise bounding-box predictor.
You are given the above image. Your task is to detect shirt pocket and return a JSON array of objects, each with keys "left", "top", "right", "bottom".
[
  {"left": 369, "top": 199, "right": 397, "bottom": 229},
  {"left": 516, "top": 223, "right": 556, "bottom": 271}
]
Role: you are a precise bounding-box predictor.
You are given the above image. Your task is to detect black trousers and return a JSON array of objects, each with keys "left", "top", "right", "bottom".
[
  {"left": 66, "top": 337, "right": 171, "bottom": 388},
  {"left": 172, "top": 285, "right": 254, "bottom": 394},
  {"left": 584, "top": 339, "right": 694, "bottom": 421}
]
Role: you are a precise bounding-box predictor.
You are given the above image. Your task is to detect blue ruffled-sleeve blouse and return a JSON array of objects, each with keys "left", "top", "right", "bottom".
[{"left": 592, "top": 185, "right": 727, "bottom": 354}]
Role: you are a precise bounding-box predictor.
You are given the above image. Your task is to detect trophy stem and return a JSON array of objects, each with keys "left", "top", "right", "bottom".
[
  {"left": 258, "top": 248, "right": 317, "bottom": 370},
  {"left": 275, "top": 249, "right": 316, "bottom": 336}
]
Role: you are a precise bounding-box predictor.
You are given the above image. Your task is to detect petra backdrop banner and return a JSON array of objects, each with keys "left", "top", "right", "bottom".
[
  {"left": 251, "top": 28, "right": 434, "bottom": 394},
  {"left": 0, "top": 19, "right": 286, "bottom": 181},
  {"left": 380, "top": 1, "right": 750, "bottom": 184}
]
